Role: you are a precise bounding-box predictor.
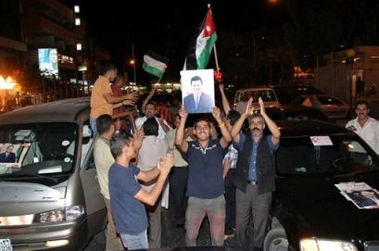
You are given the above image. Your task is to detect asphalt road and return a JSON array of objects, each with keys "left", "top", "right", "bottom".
[{"left": 84, "top": 204, "right": 239, "bottom": 251}]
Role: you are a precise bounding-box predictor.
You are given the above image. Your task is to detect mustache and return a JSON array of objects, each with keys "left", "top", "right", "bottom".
[{"left": 251, "top": 127, "right": 260, "bottom": 131}]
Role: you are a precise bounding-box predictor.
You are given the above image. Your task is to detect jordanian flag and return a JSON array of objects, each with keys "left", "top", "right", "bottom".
[
  {"left": 142, "top": 51, "right": 169, "bottom": 78},
  {"left": 183, "top": 6, "right": 217, "bottom": 70}
]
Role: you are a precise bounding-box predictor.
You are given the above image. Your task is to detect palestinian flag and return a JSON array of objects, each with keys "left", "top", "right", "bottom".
[{"left": 142, "top": 51, "right": 169, "bottom": 78}]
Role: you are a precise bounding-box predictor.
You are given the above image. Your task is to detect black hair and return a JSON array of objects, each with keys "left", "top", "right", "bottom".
[
  {"left": 102, "top": 61, "right": 117, "bottom": 75},
  {"left": 96, "top": 114, "right": 113, "bottom": 135},
  {"left": 110, "top": 132, "right": 133, "bottom": 158},
  {"left": 227, "top": 110, "right": 241, "bottom": 126},
  {"left": 143, "top": 117, "right": 159, "bottom": 136},
  {"left": 355, "top": 100, "right": 370, "bottom": 109},
  {"left": 190, "top": 75, "right": 203, "bottom": 85}
]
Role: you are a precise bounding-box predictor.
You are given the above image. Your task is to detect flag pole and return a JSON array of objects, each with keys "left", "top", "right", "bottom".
[
  {"left": 208, "top": 3, "right": 220, "bottom": 71},
  {"left": 213, "top": 44, "right": 220, "bottom": 71}
]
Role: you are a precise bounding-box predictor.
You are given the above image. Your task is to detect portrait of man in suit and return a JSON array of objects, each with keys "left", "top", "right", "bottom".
[
  {"left": 0, "top": 144, "right": 16, "bottom": 163},
  {"left": 183, "top": 75, "right": 214, "bottom": 114}
]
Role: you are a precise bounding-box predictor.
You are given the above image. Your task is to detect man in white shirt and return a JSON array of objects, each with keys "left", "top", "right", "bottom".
[
  {"left": 346, "top": 100, "right": 379, "bottom": 154},
  {"left": 135, "top": 101, "right": 171, "bottom": 139}
]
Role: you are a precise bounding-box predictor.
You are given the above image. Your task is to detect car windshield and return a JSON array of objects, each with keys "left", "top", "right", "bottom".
[
  {"left": 0, "top": 122, "right": 78, "bottom": 182},
  {"left": 276, "top": 134, "right": 379, "bottom": 175}
]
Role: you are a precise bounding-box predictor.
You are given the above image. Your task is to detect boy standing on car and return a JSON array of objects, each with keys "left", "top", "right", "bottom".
[{"left": 231, "top": 97, "right": 281, "bottom": 251}]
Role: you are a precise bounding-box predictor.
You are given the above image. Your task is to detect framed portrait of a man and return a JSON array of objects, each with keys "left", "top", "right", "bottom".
[{"left": 180, "top": 69, "right": 215, "bottom": 114}]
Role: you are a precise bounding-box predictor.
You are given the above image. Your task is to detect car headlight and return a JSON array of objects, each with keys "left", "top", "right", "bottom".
[
  {"left": 34, "top": 205, "right": 85, "bottom": 223},
  {"left": 300, "top": 238, "right": 358, "bottom": 251}
]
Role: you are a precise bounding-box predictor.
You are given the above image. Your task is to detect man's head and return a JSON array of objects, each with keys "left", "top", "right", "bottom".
[
  {"left": 6, "top": 144, "right": 13, "bottom": 153},
  {"left": 226, "top": 110, "right": 241, "bottom": 128},
  {"left": 102, "top": 61, "right": 118, "bottom": 81},
  {"left": 249, "top": 113, "right": 266, "bottom": 138},
  {"left": 190, "top": 76, "right": 203, "bottom": 95},
  {"left": 193, "top": 117, "right": 211, "bottom": 141},
  {"left": 110, "top": 132, "right": 136, "bottom": 160},
  {"left": 354, "top": 100, "right": 370, "bottom": 120},
  {"left": 143, "top": 117, "right": 159, "bottom": 136},
  {"left": 113, "top": 74, "right": 125, "bottom": 87},
  {"left": 145, "top": 102, "right": 157, "bottom": 118},
  {"left": 96, "top": 114, "right": 115, "bottom": 137}
]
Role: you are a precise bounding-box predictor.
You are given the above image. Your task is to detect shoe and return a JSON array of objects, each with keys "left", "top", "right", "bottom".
[{"left": 224, "top": 233, "right": 235, "bottom": 240}]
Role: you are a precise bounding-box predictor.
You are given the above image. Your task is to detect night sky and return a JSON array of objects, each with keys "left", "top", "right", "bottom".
[{"left": 79, "top": 0, "right": 287, "bottom": 81}]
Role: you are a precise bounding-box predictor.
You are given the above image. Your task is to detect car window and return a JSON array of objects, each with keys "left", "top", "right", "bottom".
[
  {"left": 317, "top": 96, "right": 343, "bottom": 105},
  {"left": 276, "top": 134, "right": 379, "bottom": 175},
  {"left": 0, "top": 123, "right": 77, "bottom": 184}
]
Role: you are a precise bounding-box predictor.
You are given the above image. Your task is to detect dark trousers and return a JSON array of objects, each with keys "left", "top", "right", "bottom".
[
  {"left": 235, "top": 184, "right": 272, "bottom": 250},
  {"left": 224, "top": 168, "right": 236, "bottom": 235},
  {"left": 169, "top": 166, "right": 189, "bottom": 225}
]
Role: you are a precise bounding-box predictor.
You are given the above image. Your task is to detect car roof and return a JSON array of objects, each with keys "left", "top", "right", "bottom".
[
  {"left": 276, "top": 119, "right": 349, "bottom": 137},
  {"left": 0, "top": 97, "right": 91, "bottom": 124}
]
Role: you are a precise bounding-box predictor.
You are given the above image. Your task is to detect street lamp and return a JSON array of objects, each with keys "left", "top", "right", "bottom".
[{"left": 129, "top": 59, "right": 136, "bottom": 85}]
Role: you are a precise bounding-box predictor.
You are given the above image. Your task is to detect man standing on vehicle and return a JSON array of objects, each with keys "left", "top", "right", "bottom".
[
  {"left": 345, "top": 100, "right": 379, "bottom": 154},
  {"left": 231, "top": 97, "right": 281, "bottom": 251},
  {"left": 90, "top": 61, "right": 137, "bottom": 136}
]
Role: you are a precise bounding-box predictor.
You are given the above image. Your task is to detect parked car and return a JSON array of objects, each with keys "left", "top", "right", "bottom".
[
  {"left": 290, "top": 94, "right": 352, "bottom": 120},
  {"left": 265, "top": 104, "right": 330, "bottom": 122},
  {"left": 272, "top": 85, "right": 324, "bottom": 105},
  {"left": 233, "top": 87, "right": 281, "bottom": 114},
  {"left": 0, "top": 97, "right": 136, "bottom": 250},
  {"left": 264, "top": 119, "right": 379, "bottom": 251}
]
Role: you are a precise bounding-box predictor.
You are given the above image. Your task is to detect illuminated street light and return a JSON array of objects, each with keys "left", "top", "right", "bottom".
[{"left": 0, "top": 75, "right": 17, "bottom": 111}]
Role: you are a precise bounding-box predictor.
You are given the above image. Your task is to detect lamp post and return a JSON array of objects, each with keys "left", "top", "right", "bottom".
[
  {"left": 130, "top": 44, "right": 137, "bottom": 85},
  {"left": 345, "top": 48, "right": 355, "bottom": 111}
]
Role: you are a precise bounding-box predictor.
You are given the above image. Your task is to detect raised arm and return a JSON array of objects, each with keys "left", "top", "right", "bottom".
[
  {"left": 213, "top": 106, "right": 231, "bottom": 148},
  {"left": 258, "top": 97, "right": 281, "bottom": 145},
  {"left": 231, "top": 97, "right": 253, "bottom": 144},
  {"left": 218, "top": 83, "right": 231, "bottom": 115},
  {"left": 142, "top": 88, "right": 156, "bottom": 114},
  {"left": 135, "top": 153, "right": 173, "bottom": 206},
  {"left": 104, "top": 92, "right": 138, "bottom": 104},
  {"left": 175, "top": 106, "right": 189, "bottom": 152}
]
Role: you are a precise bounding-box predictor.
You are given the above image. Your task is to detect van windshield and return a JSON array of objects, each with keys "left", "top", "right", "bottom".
[{"left": 0, "top": 122, "right": 78, "bottom": 180}]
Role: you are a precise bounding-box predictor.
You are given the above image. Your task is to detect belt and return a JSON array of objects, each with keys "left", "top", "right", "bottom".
[{"left": 247, "top": 180, "right": 258, "bottom": 185}]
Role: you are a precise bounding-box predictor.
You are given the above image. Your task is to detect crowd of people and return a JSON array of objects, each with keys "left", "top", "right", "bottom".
[{"left": 89, "top": 61, "right": 379, "bottom": 251}]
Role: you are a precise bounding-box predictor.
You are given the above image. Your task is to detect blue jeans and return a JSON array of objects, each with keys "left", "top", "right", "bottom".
[
  {"left": 90, "top": 117, "right": 97, "bottom": 137},
  {"left": 120, "top": 230, "right": 148, "bottom": 250}
]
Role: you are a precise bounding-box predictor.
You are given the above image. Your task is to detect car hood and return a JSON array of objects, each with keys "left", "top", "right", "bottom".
[{"left": 275, "top": 173, "right": 379, "bottom": 241}]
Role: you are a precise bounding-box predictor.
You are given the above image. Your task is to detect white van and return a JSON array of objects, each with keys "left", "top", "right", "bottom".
[{"left": 0, "top": 97, "right": 136, "bottom": 250}]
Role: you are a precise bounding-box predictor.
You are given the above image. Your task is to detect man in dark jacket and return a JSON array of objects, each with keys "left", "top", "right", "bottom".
[{"left": 231, "top": 97, "right": 281, "bottom": 251}]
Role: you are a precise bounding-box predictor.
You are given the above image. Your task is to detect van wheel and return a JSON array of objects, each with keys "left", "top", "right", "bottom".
[{"left": 263, "top": 227, "right": 289, "bottom": 251}]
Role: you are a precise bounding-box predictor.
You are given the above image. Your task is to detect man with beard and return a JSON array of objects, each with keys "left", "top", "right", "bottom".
[
  {"left": 231, "top": 97, "right": 281, "bottom": 251},
  {"left": 345, "top": 100, "right": 379, "bottom": 154}
]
